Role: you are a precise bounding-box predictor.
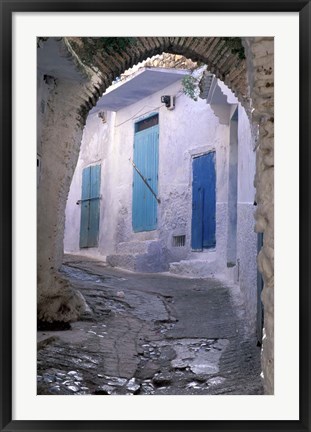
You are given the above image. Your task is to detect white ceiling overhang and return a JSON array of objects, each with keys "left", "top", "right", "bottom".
[{"left": 90, "top": 67, "right": 190, "bottom": 113}]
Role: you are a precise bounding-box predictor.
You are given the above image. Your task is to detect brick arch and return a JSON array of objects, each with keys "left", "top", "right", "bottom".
[{"left": 66, "top": 37, "right": 250, "bottom": 115}]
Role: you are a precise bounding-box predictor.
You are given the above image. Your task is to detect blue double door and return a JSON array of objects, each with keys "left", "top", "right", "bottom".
[
  {"left": 191, "top": 152, "right": 216, "bottom": 250},
  {"left": 132, "top": 115, "right": 159, "bottom": 232},
  {"left": 79, "top": 164, "right": 101, "bottom": 248}
]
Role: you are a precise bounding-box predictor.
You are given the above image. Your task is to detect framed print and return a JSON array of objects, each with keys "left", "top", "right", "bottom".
[{"left": 1, "top": 0, "right": 310, "bottom": 431}]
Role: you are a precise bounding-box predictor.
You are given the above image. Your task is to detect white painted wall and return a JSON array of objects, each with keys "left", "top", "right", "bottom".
[
  {"left": 65, "top": 78, "right": 227, "bottom": 266},
  {"left": 64, "top": 111, "right": 116, "bottom": 257},
  {"left": 64, "top": 72, "right": 258, "bottom": 327},
  {"left": 65, "top": 76, "right": 257, "bottom": 319},
  {"left": 37, "top": 74, "right": 55, "bottom": 187},
  {"left": 236, "top": 104, "right": 258, "bottom": 329}
]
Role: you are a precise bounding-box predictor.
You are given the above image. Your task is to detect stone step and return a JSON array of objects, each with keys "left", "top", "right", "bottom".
[
  {"left": 106, "top": 254, "right": 136, "bottom": 271},
  {"left": 169, "top": 258, "right": 219, "bottom": 278},
  {"left": 115, "top": 240, "right": 158, "bottom": 255},
  {"left": 107, "top": 240, "right": 168, "bottom": 273},
  {"left": 187, "top": 250, "right": 216, "bottom": 261}
]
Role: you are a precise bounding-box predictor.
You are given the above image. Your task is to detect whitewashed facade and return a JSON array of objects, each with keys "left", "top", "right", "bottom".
[{"left": 64, "top": 68, "right": 258, "bottom": 328}]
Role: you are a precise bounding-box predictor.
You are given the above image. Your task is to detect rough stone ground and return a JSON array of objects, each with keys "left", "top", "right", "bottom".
[{"left": 37, "top": 254, "right": 263, "bottom": 396}]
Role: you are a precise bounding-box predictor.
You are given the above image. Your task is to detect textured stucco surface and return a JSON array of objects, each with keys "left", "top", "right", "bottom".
[
  {"left": 37, "top": 39, "right": 102, "bottom": 323},
  {"left": 65, "top": 78, "right": 228, "bottom": 271},
  {"left": 37, "top": 79, "right": 87, "bottom": 322},
  {"left": 215, "top": 203, "right": 228, "bottom": 270},
  {"left": 237, "top": 203, "right": 257, "bottom": 330},
  {"left": 64, "top": 111, "right": 116, "bottom": 255},
  {"left": 64, "top": 67, "right": 258, "bottom": 340}
]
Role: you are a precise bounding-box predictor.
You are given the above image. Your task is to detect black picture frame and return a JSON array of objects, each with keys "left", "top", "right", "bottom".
[{"left": 1, "top": 1, "right": 310, "bottom": 431}]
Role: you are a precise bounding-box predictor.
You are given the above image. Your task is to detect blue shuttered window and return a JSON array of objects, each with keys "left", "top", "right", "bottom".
[{"left": 79, "top": 164, "right": 101, "bottom": 248}]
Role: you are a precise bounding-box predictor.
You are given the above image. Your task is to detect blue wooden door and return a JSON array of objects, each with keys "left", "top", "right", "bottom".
[
  {"left": 191, "top": 152, "right": 216, "bottom": 250},
  {"left": 132, "top": 118, "right": 159, "bottom": 232},
  {"left": 79, "top": 165, "right": 101, "bottom": 248}
]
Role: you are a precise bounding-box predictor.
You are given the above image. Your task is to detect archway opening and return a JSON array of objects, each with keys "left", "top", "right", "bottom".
[{"left": 64, "top": 51, "right": 258, "bottom": 332}]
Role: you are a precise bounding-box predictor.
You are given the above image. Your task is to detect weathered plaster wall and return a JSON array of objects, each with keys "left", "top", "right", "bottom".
[
  {"left": 64, "top": 72, "right": 258, "bottom": 342},
  {"left": 37, "top": 39, "right": 103, "bottom": 323},
  {"left": 153, "top": 81, "right": 225, "bottom": 264},
  {"left": 214, "top": 120, "right": 230, "bottom": 271},
  {"left": 64, "top": 75, "right": 257, "bottom": 320},
  {"left": 236, "top": 104, "right": 257, "bottom": 331},
  {"left": 37, "top": 78, "right": 87, "bottom": 323},
  {"left": 64, "top": 111, "right": 116, "bottom": 256},
  {"left": 65, "top": 79, "right": 228, "bottom": 269},
  {"left": 37, "top": 75, "right": 54, "bottom": 159}
]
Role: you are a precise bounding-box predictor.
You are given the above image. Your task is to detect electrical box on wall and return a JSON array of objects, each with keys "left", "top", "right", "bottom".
[
  {"left": 161, "top": 95, "right": 175, "bottom": 110},
  {"left": 98, "top": 111, "right": 107, "bottom": 123}
]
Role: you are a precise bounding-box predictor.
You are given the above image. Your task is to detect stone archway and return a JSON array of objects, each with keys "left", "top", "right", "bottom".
[{"left": 37, "top": 37, "right": 273, "bottom": 394}]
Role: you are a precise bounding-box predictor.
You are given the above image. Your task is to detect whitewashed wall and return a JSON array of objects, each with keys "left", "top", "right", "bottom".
[
  {"left": 236, "top": 104, "right": 257, "bottom": 330},
  {"left": 65, "top": 79, "right": 228, "bottom": 265},
  {"left": 64, "top": 78, "right": 257, "bottom": 327},
  {"left": 64, "top": 110, "right": 116, "bottom": 257}
]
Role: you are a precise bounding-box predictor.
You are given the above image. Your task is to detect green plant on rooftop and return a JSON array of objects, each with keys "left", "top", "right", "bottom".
[
  {"left": 181, "top": 75, "right": 200, "bottom": 101},
  {"left": 69, "top": 37, "right": 137, "bottom": 66}
]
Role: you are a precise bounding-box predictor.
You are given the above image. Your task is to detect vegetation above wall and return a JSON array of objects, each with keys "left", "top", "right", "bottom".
[
  {"left": 68, "top": 37, "right": 136, "bottom": 65},
  {"left": 66, "top": 36, "right": 245, "bottom": 68},
  {"left": 221, "top": 37, "right": 246, "bottom": 59}
]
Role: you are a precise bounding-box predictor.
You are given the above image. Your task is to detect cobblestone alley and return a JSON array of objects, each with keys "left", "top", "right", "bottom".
[{"left": 37, "top": 255, "right": 263, "bottom": 395}]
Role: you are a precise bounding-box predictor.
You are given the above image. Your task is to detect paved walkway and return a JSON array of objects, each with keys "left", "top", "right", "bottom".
[{"left": 37, "top": 254, "right": 263, "bottom": 395}]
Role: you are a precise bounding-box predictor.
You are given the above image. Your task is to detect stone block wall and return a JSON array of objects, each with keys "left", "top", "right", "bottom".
[{"left": 243, "top": 37, "right": 274, "bottom": 395}]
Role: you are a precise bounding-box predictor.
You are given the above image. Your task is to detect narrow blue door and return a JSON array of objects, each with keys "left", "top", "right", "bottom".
[
  {"left": 132, "top": 115, "right": 159, "bottom": 232},
  {"left": 191, "top": 152, "right": 216, "bottom": 250},
  {"left": 79, "top": 165, "right": 101, "bottom": 248}
]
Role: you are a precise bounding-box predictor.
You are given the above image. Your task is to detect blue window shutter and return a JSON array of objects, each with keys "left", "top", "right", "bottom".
[
  {"left": 88, "top": 165, "right": 101, "bottom": 247},
  {"left": 79, "top": 164, "right": 101, "bottom": 248},
  {"left": 79, "top": 166, "right": 91, "bottom": 248},
  {"left": 132, "top": 123, "right": 159, "bottom": 232}
]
